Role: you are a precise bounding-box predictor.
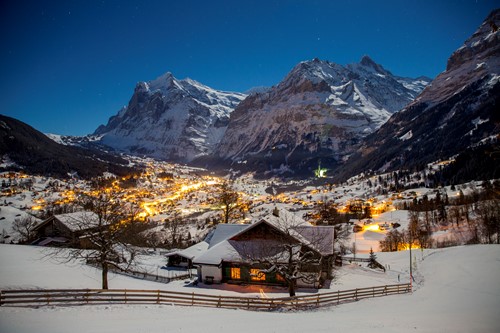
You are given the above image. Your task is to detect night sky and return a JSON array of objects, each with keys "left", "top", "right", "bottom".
[{"left": 1, "top": 0, "right": 497, "bottom": 136}]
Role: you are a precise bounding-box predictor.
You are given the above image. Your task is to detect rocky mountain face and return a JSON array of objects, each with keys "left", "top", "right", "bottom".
[
  {"left": 340, "top": 9, "right": 500, "bottom": 181},
  {"left": 213, "top": 56, "right": 430, "bottom": 174},
  {"left": 94, "top": 73, "right": 246, "bottom": 162}
]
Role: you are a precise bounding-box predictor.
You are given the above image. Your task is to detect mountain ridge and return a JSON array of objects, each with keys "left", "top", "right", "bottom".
[
  {"left": 212, "top": 55, "right": 430, "bottom": 175},
  {"left": 337, "top": 8, "right": 500, "bottom": 182},
  {"left": 0, "top": 114, "right": 137, "bottom": 179}
]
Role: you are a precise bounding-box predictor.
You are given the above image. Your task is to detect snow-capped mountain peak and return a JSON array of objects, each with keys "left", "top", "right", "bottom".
[
  {"left": 358, "top": 55, "right": 390, "bottom": 74},
  {"left": 215, "top": 56, "right": 430, "bottom": 173},
  {"left": 94, "top": 72, "right": 247, "bottom": 162},
  {"left": 339, "top": 9, "right": 500, "bottom": 179}
]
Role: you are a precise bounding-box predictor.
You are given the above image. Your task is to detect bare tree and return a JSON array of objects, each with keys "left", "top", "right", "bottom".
[
  {"left": 50, "top": 190, "right": 146, "bottom": 289},
  {"left": 313, "top": 198, "right": 351, "bottom": 248},
  {"left": 477, "top": 199, "right": 500, "bottom": 244},
  {"left": 216, "top": 181, "right": 240, "bottom": 224},
  {"left": 163, "top": 210, "right": 185, "bottom": 248},
  {"left": 236, "top": 214, "right": 334, "bottom": 297},
  {"left": 12, "top": 215, "right": 38, "bottom": 243},
  {"left": 379, "top": 229, "right": 406, "bottom": 252},
  {"left": 144, "top": 230, "right": 163, "bottom": 251}
]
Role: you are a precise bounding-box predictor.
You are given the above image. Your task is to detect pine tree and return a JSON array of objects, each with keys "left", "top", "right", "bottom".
[{"left": 368, "top": 247, "right": 377, "bottom": 269}]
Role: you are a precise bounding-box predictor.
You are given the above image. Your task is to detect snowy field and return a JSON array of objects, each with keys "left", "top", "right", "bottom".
[{"left": 1, "top": 243, "right": 499, "bottom": 333}]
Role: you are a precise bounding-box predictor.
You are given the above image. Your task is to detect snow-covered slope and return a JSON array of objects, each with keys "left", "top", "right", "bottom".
[
  {"left": 1, "top": 244, "right": 498, "bottom": 333},
  {"left": 215, "top": 56, "right": 429, "bottom": 173},
  {"left": 94, "top": 73, "right": 246, "bottom": 162},
  {"left": 341, "top": 9, "right": 500, "bottom": 178}
]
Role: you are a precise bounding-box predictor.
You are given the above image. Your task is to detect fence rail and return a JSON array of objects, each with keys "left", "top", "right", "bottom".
[{"left": 0, "top": 283, "right": 410, "bottom": 311}]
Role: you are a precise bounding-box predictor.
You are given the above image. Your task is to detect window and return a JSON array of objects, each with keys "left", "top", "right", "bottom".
[
  {"left": 276, "top": 273, "right": 285, "bottom": 282},
  {"left": 230, "top": 267, "right": 241, "bottom": 279},
  {"left": 250, "top": 268, "right": 265, "bottom": 281}
]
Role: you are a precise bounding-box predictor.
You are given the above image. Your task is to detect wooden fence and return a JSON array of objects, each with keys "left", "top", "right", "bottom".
[{"left": 0, "top": 283, "right": 411, "bottom": 311}]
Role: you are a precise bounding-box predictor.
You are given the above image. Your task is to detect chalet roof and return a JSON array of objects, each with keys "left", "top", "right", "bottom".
[
  {"left": 165, "top": 241, "right": 209, "bottom": 260},
  {"left": 206, "top": 223, "right": 247, "bottom": 249},
  {"left": 192, "top": 223, "right": 259, "bottom": 265},
  {"left": 294, "top": 226, "right": 335, "bottom": 256},
  {"left": 153, "top": 224, "right": 247, "bottom": 263},
  {"left": 192, "top": 240, "right": 238, "bottom": 265},
  {"left": 255, "top": 212, "right": 335, "bottom": 256},
  {"left": 35, "top": 211, "right": 103, "bottom": 232},
  {"left": 193, "top": 218, "right": 335, "bottom": 266}
]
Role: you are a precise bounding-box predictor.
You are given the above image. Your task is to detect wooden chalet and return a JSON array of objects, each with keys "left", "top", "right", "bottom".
[
  {"left": 193, "top": 217, "right": 335, "bottom": 289},
  {"left": 32, "top": 211, "right": 102, "bottom": 248}
]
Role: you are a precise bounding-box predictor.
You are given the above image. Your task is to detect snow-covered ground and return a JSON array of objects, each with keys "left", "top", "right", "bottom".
[{"left": 1, "top": 243, "right": 499, "bottom": 333}]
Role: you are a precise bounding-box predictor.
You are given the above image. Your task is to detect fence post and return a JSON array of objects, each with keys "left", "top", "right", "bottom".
[
  {"left": 247, "top": 298, "right": 250, "bottom": 310},
  {"left": 384, "top": 285, "right": 388, "bottom": 295},
  {"left": 372, "top": 287, "right": 375, "bottom": 298},
  {"left": 355, "top": 289, "right": 358, "bottom": 301},
  {"left": 0, "top": 290, "right": 3, "bottom": 306},
  {"left": 217, "top": 296, "right": 221, "bottom": 308},
  {"left": 316, "top": 294, "right": 320, "bottom": 307},
  {"left": 46, "top": 292, "right": 50, "bottom": 305}
]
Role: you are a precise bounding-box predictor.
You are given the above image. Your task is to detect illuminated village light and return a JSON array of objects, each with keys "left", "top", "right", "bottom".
[
  {"left": 364, "top": 224, "right": 381, "bottom": 232},
  {"left": 401, "top": 244, "right": 421, "bottom": 251},
  {"left": 314, "top": 162, "right": 327, "bottom": 178}
]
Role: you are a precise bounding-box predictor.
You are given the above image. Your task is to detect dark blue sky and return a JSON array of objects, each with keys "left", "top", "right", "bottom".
[{"left": 1, "top": 0, "right": 497, "bottom": 136}]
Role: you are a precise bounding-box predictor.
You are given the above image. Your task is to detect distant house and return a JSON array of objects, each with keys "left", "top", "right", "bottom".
[
  {"left": 193, "top": 218, "right": 335, "bottom": 289},
  {"left": 32, "top": 211, "right": 103, "bottom": 247}
]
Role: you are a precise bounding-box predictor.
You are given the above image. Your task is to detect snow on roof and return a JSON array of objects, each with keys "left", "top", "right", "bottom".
[
  {"left": 193, "top": 239, "right": 239, "bottom": 265},
  {"left": 294, "top": 226, "right": 335, "bottom": 256},
  {"left": 52, "top": 211, "right": 102, "bottom": 232},
  {"left": 257, "top": 209, "right": 335, "bottom": 255},
  {"left": 207, "top": 224, "right": 247, "bottom": 249},
  {"left": 165, "top": 241, "right": 209, "bottom": 260}
]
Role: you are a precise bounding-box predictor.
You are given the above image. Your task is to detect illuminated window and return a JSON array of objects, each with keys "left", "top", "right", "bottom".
[
  {"left": 250, "top": 269, "right": 265, "bottom": 281},
  {"left": 276, "top": 274, "right": 285, "bottom": 282},
  {"left": 230, "top": 267, "right": 241, "bottom": 279}
]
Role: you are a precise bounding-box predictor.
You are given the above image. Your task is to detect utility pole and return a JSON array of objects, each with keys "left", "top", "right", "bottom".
[
  {"left": 353, "top": 227, "right": 357, "bottom": 260},
  {"left": 409, "top": 231, "right": 413, "bottom": 290}
]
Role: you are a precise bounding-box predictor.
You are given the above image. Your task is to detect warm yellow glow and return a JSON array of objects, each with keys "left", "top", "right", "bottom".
[
  {"left": 250, "top": 268, "right": 265, "bottom": 281},
  {"left": 230, "top": 267, "right": 241, "bottom": 279},
  {"left": 137, "top": 211, "right": 148, "bottom": 219},
  {"left": 31, "top": 205, "right": 43, "bottom": 211},
  {"left": 400, "top": 244, "right": 421, "bottom": 250},
  {"left": 365, "top": 224, "right": 380, "bottom": 232},
  {"left": 259, "top": 288, "right": 269, "bottom": 298}
]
